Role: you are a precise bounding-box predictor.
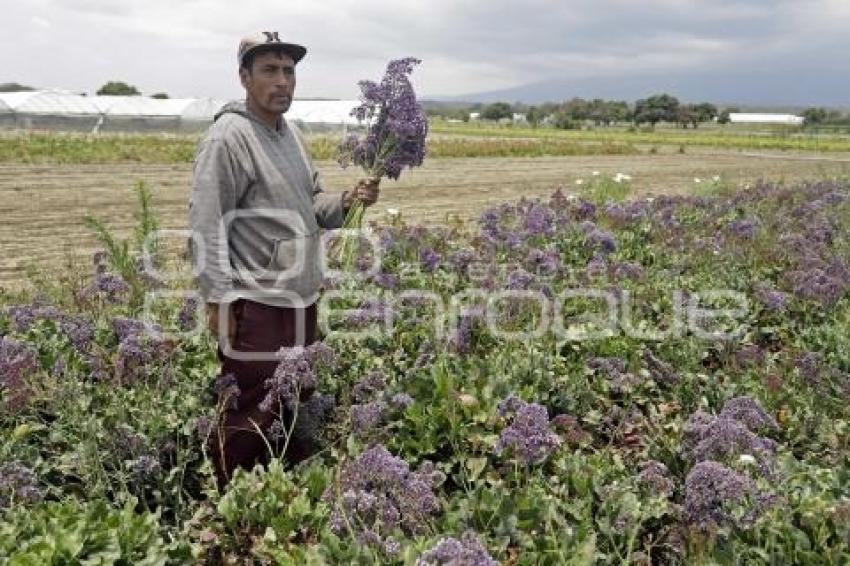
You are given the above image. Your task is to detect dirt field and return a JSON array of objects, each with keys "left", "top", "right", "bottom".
[{"left": 2, "top": 148, "right": 849, "bottom": 289}]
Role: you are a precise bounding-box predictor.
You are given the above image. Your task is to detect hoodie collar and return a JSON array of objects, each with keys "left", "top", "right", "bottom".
[{"left": 214, "top": 100, "right": 288, "bottom": 137}]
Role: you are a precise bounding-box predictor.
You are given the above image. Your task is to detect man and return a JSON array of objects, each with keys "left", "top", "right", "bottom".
[{"left": 189, "top": 32, "right": 379, "bottom": 488}]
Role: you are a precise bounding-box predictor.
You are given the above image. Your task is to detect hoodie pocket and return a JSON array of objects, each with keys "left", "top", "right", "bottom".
[{"left": 264, "top": 231, "right": 323, "bottom": 301}]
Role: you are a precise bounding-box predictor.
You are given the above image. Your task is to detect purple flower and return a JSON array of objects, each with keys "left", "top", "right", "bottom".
[
  {"left": 110, "top": 321, "right": 163, "bottom": 381},
  {"left": 576, "top": 199, "right": 597, "bottom": 220},
  {"left": 417, "top": 532, "right": 498, "bottom": 566},
  {"left": 794, "top": 351, "right": 850, "bottom": 397},
  {"left": 787, "top": 268, "right": 848, "bottom": 306},
  {"left": 506, "top": 268, "right": 534, "bottom": 290},
  {"left": 581, "top": 223, "right": 617, "bottom": 255},
  {"left": 78, "top": 272, "right": 130, "bottom": 304},
  {"left": 351, "top": 400, "right": 388, "bottom": 436},
  {"left": 642, "top": 350, "right": 681, "bottom": 386},
  {"left": 449, "top": 306, "right": 485, "bottom": 354},
  {"left": 754, "top": 284, "right": 790, "bottom": 313},
  {"left": 324, "top": 445, "right": 442, "bottom": 554},
  {"left": 448, "top": 249, "right": 477, "bottom": 275},
  {"left": 612, "top": 261, "right": 644, "bottom": 281},
  {"left": 637, "top": 461, "right": 675, "bottom": 498},
  {"left": 259, "top": 343, "right": 335, "bottom": 413},
  {"left": 683, "top": 413, "right": 777, "bottom": 477},
  {"left": 727, "top": 218, "right": 759, "bottom": 240},
  {"left": 585, "top": 254, "right": 608, "bottom": 278},
  {"left": 339, "top": 58, "right": 427, "bottom": 181},
  {"left": 6, "top": 305, "right": 95, "bottom": 352},
  {"left": 390, "top": 392, "right": 414, "bottom": 410},
  {"left": 684, "top": 461, "right": 773, "bottom": 531},
  {"left": 112, "top": 316, "right": 161, "bottom": 343},
  {"left": 353, "top": 370, "right": 387, "bottom": 403},
  {"left": 796, "top": 351, "right": 823, "bottom": 385},
  {"left": 177, "top": 296, "right": 201, "bottom": 331},
  {"left": 346, "top": 298, "right": 392, "bottom": 326},
  {"left": 0, "top": 337, "right": 39, "bottom": 410},
  {"left": 0, "top": 461, "right": 43, "bottom": 510},
  {"left": 523, "top": 202, "right": 556, "bottom": 236},
  {"left": 495, "top": 397, "right": 561, "bottom": 465},
  {"left": 720, "top": 396, "right": 779, "bottom": 433},
  {"left": 588, "top": 357, "right": 627, "bottom": 376},
  {"left": 420, "top": 248, "right": 441, "bottom": 272},
  {"left": 526, "top": 248, "right": 560, "bottom": 277},
  {"left": 373, "top": 272, "right": 399, "bottom": 290}
]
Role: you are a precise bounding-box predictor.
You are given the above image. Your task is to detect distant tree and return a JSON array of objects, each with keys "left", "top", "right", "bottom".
[
  {"left": 588, "top": 99, "right": 611, "bottom": 126},
  {"left": 150, "top": 92, "right": 169, "bottom": 99},
  {"left": 561, "top": 98, "right": 590, "bottom": 121},
  {"left": 0, "top": 82, "right": 34, "bottom": 92},
  {"left": 526, "top": 106, "right": 546, "bottom": 128},
  {"left": 96, "top": 81, "right": 141, "bottom": 96},
  {"left": 692, "top": 103, "right": 718, "bottom": 126},
  {"left": 481, "top": 102, "right": 513, "bottom": 121},
  {"left": 553, "top": 112, "right": 578, "bottom": 130},
  {"left": 802, "top": 107, "right": 828, "bottom": 126},
  {"left": 675, "top": 103, "right": 717, "bottom": 128},
  {"left": 718, "top": 106, "right": 740, "bottom": 125},
  {"left": 677, "top": 105, "right": 697, "bottom": 128},
  {"left": 607, "top": 101, "right": 632, "bottom": 124},
  {"left": 634, "top": 94, "right": 680, "bottom": 127}
]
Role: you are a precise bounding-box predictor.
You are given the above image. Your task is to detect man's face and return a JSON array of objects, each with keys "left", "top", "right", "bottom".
[{"left": 240, "top": 50, "right": 296, "bottom": 116}]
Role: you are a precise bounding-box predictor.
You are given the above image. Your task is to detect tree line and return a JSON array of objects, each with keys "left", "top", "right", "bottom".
[{"left": 426, "top": 95, "right": 850, "bottom": 129}]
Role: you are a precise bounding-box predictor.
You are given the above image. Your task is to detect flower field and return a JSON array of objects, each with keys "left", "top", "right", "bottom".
[{"left": 2, "top": 176, "right": 850, "bottom": 564}]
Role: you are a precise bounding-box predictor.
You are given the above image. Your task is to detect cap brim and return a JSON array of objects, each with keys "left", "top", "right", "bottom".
[{"left": 240, "top": 42, "right": 307, "bottom": 66}]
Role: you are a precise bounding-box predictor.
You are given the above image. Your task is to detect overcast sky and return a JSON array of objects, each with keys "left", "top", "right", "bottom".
[{"left": 4, "top": 0, "right": 850, "bottom": 102}]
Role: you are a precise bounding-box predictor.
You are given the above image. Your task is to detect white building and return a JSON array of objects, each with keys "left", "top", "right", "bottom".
[{"left": 729, "top": 113, "right": 804, "bottom": 126}]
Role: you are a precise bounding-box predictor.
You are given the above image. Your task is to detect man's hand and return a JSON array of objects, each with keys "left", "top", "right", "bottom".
[
  {"left": 207, "top": 302, "right": 237, "bottom": 346},
  {"left": 343, "top": 178, "right": 380, "bottom": 209}
]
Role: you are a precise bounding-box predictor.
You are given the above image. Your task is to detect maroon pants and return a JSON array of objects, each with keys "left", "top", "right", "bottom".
[{"left": 209, "top": 298, "right": 318, "bottom": 490}]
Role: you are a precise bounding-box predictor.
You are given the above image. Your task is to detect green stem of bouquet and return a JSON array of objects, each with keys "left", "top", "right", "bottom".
[{"left": 336, "top": 138, "right": 398, "bottom": 269}]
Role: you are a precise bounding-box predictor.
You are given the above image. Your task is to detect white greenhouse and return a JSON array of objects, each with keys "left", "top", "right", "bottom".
[
  {"left": 0, "top": 90, "right": 362, "bottom": 133},
  {"left": 729, "top": 113, "right": 805, "bottom": 126},
  {"left": 0, "top": 90, "right": 102, "bottom": 131}
]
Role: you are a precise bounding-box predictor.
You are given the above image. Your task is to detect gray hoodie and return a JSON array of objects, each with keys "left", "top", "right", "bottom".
[{"left": 188, "top": 101, "right": 347, "bottom": 307}]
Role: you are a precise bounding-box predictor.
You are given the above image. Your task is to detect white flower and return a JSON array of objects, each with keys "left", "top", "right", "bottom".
[
  {"left": 575, "top": 179, "right": 585, "bottom": 185},
  {"left": 592, "top": 171, "right": 601, "bottom": 176},
  {"left": 386, "top": 208, "right": 400, "bottom": 216},
  {"left": 712, "top": 175, "right": 721, "bottom": 182},
  {"left": 739, "top": 454, "right": 757, "bottom": 465},
  {"left": 694, "top": 177, "right": 702, "bottom": 184}
]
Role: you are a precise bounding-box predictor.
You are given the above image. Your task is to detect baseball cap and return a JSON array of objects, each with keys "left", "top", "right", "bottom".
[{"left": 237, "top": 32, "right": 307, "bottom": 68}]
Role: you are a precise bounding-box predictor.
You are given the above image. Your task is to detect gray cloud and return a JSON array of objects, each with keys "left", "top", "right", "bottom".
[{"left": 3, "top": 0, "right": 848, "bottom": 104}]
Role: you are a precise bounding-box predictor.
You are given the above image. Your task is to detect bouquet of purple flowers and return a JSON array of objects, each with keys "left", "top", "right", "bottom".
[{"left": 338, "top": 57, "right": 428, "bottom": 230}]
